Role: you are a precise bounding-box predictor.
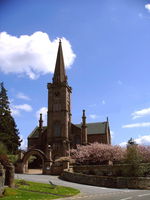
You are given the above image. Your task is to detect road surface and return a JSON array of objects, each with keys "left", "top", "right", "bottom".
[{"left": 15, "top": 174, "right": 150, "bottom": 200}]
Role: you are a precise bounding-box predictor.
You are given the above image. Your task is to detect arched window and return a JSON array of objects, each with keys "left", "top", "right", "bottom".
[{"left": 54, "top": 122, "right": 61, "bottom": 136}]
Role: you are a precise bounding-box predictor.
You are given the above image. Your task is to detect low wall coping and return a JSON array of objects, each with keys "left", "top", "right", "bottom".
[{"left": 61, "top": 170, "right": 150, "bottom": 189}]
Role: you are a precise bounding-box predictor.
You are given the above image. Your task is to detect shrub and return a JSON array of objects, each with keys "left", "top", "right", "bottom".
[
  {"left": 125, "top": 145, "right": 141, "bottom": 164},
  {"left": 125, "top": 145, "right": 150, "bottom": 164}
]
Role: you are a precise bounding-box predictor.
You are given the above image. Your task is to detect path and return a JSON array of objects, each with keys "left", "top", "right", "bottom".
[{"left": 15, "top": 174, "right": 150, "bottom": 200}]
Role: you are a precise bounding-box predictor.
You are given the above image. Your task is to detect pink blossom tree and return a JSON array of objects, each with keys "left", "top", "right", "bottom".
[
  {"left": 70, "top": 143, "right": 125, "bottom": 165},
  {"left": 70, "top": 142, "right": 150, "bottom": 165},
  {"left": 137, "top": 145, "right": 150, "bottom": 163}
]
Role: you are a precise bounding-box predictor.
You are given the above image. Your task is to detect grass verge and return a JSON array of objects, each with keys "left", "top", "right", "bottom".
[{"left": 1, "top": 179, "right": 80, "bottom": 200}]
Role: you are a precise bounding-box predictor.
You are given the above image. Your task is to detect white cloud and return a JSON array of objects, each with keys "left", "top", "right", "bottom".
[
  {"left": 16, "top": 92, "right": 30, "bottom": 100},
  {"left": 14, "top": 104, "right": 32, "bottom": 112},
  {"left": 145, "top": 4, "right": 150, "bottom": 12},
  {"left": 20, "top": 135, "right": 27, "bottom": 150},
  {"left": 11, "top": 107, "right": 20, "bottom": 116},
  {"left": 131, "top": 107, "right": 150, "bottom": 119},
  {"left": 117, "top": 80, "right": 123, "bottom": 85},
  {"left": 102, "top": 100, "right": 106, "bottom": 105},
  {"left": 119, "top": 135, "right": 150, "bottom": 146},
  {"left": 0, "top": 32, "right": 76, "bottom": 79},
  {"left": 122, "top": 122, "right": 150, "bottom": 128},
  {"left": 119, "top": 142, "right": 127, "bottom": 147},
  {"left": 138, "top": 12, "right": 150, "bottom": 20},
  {"left": 138, "top": 13, "right": 143, "bottom": 19},
  {"left": 110, "top": 130, "right": 114, "bottom": 139},
  {"left": 36, "top": 107, "right": 47, "bottom": 125},
  {"left": 135, "top": 135, "right": 150, "bottom": 145},
  {"left": 89, "top": 114, "right": 99, "bottom": 119},
  {"left": 88, "top": 104, "right": 96, "bottom": 107},
  {"left": 10, "top": 103, "right": 32, "bottom": 116}
]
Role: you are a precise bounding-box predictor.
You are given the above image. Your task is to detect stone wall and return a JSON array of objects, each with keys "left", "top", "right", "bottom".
[
  {"left": 50, "top": 161, "right": 69, "bottom": 175},
  {"left": 61, "top": 170, "right": 150, "bottom": 189},
  {"left": 72, "top": 163, "right": 150, "bottom": 177},
  {"left": 0, "top": 163, "right": 5, "bottom": 196},
  {"left": 87, "top": 134, "right": 107, "bottom": 144}
]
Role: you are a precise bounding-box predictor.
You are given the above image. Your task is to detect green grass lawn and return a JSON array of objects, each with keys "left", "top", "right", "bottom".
[{"left": 1, "top": 179, "right": 80, "bottom": 200}]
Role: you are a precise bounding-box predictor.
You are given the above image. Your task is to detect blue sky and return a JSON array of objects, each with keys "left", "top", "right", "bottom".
[{"left": 1, "top": 0, "right": 150, "bottom": 148}]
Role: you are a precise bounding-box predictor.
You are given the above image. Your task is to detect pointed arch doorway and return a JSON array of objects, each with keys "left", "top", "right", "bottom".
[{"left": 21, "top": 149, "right": 47, "bottom": 174}]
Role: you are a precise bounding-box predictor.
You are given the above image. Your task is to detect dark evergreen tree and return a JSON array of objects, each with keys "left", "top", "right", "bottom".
[{"left": 0, "top": 82, "right": 21, "bottom": 154}]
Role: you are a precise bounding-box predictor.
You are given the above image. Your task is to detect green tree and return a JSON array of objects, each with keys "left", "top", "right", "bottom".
[
  {"left": 0, "top": 141, "right": 7, "bottom": 155},
  {"left": 126, "top": 138, "right": 140, "bottom": 164},
  {"left": 0, "top": 82, "right": 21, "bottom": 154}
]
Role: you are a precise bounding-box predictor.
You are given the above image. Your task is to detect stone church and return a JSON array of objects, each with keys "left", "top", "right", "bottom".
[{"left": 28, "top": 40, "right": 111, "bottom": 161}]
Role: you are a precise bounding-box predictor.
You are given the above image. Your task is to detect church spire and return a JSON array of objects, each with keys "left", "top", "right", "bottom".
[{"left": 53, "top": 39, "right": 67, "bottom": 83}]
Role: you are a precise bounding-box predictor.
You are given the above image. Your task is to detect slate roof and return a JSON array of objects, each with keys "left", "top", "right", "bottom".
[
  {"left": 28, "top": 121, "right": 107, "bottom": 139},
  {"left": 75, "top": 122, "right": 107, "bottom": 135},
  {"left": 28, "top": 126, "right": 47, "bottom": 139}
]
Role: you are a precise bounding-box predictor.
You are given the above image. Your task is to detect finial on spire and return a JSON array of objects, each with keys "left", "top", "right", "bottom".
[
  {"left": 106, "top": 116, "right": 109, "bottom": 122},
  {"left": 40, "top": 113, "right": 42, "bottom": 119},
  {"left": 83, "top": 109, "right": 85, "bottom": 117},
  {"left": 59, "top": 38, "right": 61, "bottom": 43},
  {"left": 39, "top": 113, "right": 43, "bottom": 129}
]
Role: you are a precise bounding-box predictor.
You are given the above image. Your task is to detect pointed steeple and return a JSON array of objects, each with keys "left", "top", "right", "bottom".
[{"left": 53, "top": 39, "right": 67, "bottom": 83}]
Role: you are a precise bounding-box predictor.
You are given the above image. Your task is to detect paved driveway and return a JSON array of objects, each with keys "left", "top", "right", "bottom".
[{"left": 15, "top": 174, "right": 150, "bottom": 200}]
